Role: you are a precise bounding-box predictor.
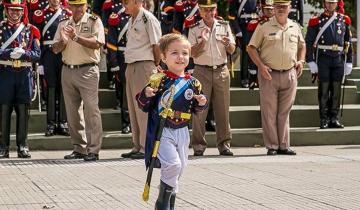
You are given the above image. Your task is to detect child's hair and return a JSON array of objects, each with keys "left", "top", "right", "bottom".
[{"left": 159, "top": 33, "right": 191, "bottom": 54}]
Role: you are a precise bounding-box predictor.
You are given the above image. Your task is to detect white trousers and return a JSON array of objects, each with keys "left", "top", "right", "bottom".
[{"left": 157, "top": 127, "right": 190, "bottom": 192}]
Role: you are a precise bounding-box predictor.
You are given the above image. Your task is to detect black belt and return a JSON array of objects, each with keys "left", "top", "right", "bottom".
[
  {"left": 271, "top": 67, "right": 294, "bottom": 72},
  {"left": 63, "top": 62, "right": 97, "bottom": 69},
  {"left": 196, "top": 63, "right": 226, "bottom": 70}
]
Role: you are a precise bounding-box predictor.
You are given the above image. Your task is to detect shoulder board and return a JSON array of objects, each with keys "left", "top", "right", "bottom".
[
  {"left": 90, "top": 15, "right": 98, "bottom": 20},
  {"left": 59, "top": 16, "right": 70, "bottom": 22},
  {"left": 63, "top": 8, "right": 72, "bottom": 17},
  {"left": 218, "top": 20, "right": 228, "bottom": 25},
  {"left": 148, "top": 72, "right": 166, "bottom": 88},
  {"left": 174, "top": 1, "right": 184, "bottom": 12},
  {"left": 308, "top": 15, "right": 320, "bottom": 27},
  {"left": 189, "top": 21, "right": 200, "bottom": 28},
  {"left": 259, "top": 18, "right": 269, "bottom": 25},
  {"left": 142, "top": 13, "right": 148, "bottom": 23},
  {"left": 32, "top": 9, "right": 44, "bottom": 24}
]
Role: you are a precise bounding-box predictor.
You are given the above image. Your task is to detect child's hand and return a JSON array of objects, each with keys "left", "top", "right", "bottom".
[
  {"left": 145, "top": 86, "right": 158, "bottom": 97},
  {"left": 193, "top": 94, "right": 207, "bottom": 106}
]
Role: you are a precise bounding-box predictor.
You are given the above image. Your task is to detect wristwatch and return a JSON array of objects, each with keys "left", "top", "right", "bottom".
[
  {"left": 72, "top": 35, "right": 79, "bottom": 42},
  {"left": 298, "top": 60, "right": 305, "bottom": 65}
]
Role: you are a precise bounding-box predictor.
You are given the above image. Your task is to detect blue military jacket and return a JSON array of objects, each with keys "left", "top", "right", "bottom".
[
  {"left": 136, "top": 71, "right": 207, "bottom": 167},
  {"left": 305, "top": 12, "right": 352, "bottom": 63},
  {"left": 228, "top": 0, "right": 258, "bottom": 35}
]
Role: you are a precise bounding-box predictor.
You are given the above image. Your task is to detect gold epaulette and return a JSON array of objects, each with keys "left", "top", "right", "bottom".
[
  {"left": 192, "top": 78, "right": 202, "bottom": 92},
  {"left": 148, "top": 72, "right": 166, "bottom": 88}
]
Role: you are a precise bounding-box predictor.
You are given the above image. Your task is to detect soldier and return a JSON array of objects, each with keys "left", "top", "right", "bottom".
[
  {"left": 106, "top": 1, "right": 131, "bottom": 134},
  {"left": 0, "top": 0, "right": 41, "bottom": 158},
  {"left": 289, "top": 0, "right": 303, "bottom": 26},
  {"left": 228, "top": 0, "right": 259, "bottom": 88},
  {"left": 247, "top": 0, "right": 305, "bottom": 156},
  {"left": 159, "top": 0, "right": 177, "bottom": 34},
  {"left": 246, "top": 0, "right": 274, "bottom": 89},
  {"left": 52, "top": 0, "right": 105, "bottom": 161},
  {"left": 305, "top": 0, "right": 352, "bottom": 129},
  {"left": 173, "top": 0, "right": 201, "bottom": 36},
  {"left": 189, "top": 0, "right": 236, "bottom": 156},
  {"left": 32, "top": 0, "right": 72, "bottom": 136},
  {"left": 120, "top": 0, "right": 161, "bottom": 159}
]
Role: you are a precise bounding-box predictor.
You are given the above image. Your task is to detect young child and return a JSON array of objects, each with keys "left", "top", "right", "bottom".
[{"left": 136, "top": 33, "right": 207, "bottom": 209}]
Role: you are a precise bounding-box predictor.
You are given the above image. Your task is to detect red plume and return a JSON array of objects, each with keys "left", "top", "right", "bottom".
[{"left": 338, "top": 0, "right": 344, "bottom": 14}]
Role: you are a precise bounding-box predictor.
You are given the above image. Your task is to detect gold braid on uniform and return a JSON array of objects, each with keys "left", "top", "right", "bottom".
[
  {"left": 192, "top": 78, "right": 202, "bottom": 94},
  {"left": 148, "top": 72, "right": 166, "bottom": 89},
  {"left": 89, "top": 15, "right": 98, "bottom": 21}
]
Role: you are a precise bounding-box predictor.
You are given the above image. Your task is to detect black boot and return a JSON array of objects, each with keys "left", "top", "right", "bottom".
[
  {"left": 0, "top": 105, "right": 12, "bottom": 158},
  {"left": 169, "top": 193, "right": 176, "bottom": 210},
  {"left": 45, "top": 87, "right": 56, "bottom": 136},
  {"left": 318, "top": 82, "right": 330, "bottom": 129},
  {"left": 57, "top": 122, "right": 70, "bottom": 136},
  {"left": 45, "top": 123, "right": 56, "bottom": 136},
  {"left": 58, "top": 88, "right": 70, "bottom": 136},
  {"left": 155, "top": 181, "right": 174, "bottom": 210},
  {"left": 14, "top": 104, "right": 31, "bottom": 158},
  {"left": 328, "top": 82, "right": 344, "bottom": 128}
]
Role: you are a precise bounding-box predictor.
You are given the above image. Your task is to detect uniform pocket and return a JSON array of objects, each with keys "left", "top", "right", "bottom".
[{"left": 289, "top": 35, "right": 298, "bottom": 49}]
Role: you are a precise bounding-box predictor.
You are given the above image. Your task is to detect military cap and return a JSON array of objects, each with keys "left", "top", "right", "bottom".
[
  {"left": 261, "top": 0, "right": 274, "bottom": 8},
  {"left": 68, "top": 0, "right": 87, "bottom": 5},
  {"left": 3, "top": 0, "right": 26, "bottom": 9},
  {"left": 198, "top": 0, "right": 217, "bottom": 8},
  {"left": 273, "top": 0, "right": 291, "bottom": 5}
]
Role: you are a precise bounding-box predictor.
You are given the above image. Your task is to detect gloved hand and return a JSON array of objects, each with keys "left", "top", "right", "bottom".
[
  {"left": 37, "top": 65, "right": 44, "bottom": 75},
  {"left": 307, "top": 61, "right": 318, "bottom": 74},
  {"left": 110, "top": 66, "right": 120, "bottom": 72},
  {"left": 10, "top": 47, "right": 25, "bottom": 59},
  {"left": 344, "top": 63, "right": 353, "bottom": 75}
]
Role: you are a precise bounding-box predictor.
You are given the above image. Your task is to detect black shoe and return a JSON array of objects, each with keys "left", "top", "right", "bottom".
[
  {"left": 219, "top": 149, "right": 233, "bottom": 156},
  {"left": 205, "top": 120, "right": 216, "bottom": 131},
  {"left": 320, "top": 119, "right": 329, "bottom": 129},
  {"left": 241, "top": 79, "right": 249, "bottom": 88},
  {"left": 155, "top": 181, "right": 174, "bottom": 210},
  {"left": 267, "top": 149, "right": 277, "bottom": 156},
  {"left": 121, "top": 150, "right": 138, "bottom": 158},
  {"left": 130, "top": 152, "right": 145, "bottom": 159},
  {"left": 41, "top": 101, "right": 47, "bottom": 111},
  {"left": 45, "top": 124, "right": 56, "bottom": 136},
  {"left": 18, "top": 150, "right": 31, "bottom": 158},
  {"left": 84, "top": 153, "right": 99, "bottom": 161},
  {"left": 277, "top": 148, "right": 296, "bottom": 155},
  {"left": 0, "top": 149, "right": 9, "bottom": 158},
  {"left": 121, "top": 124, "right": 131, "bottom": 134},
  {"left": 193, "top": 150, "right": 204, "bottom": 156},
  {"left": 328, "top": 120, "right": 344, "bottom": 129},
  {"left": 57, "top": 123, "right": 70, "bottom": 136},
  {"left": 64, "top": 151, "right": 86, "bottom": 159}
]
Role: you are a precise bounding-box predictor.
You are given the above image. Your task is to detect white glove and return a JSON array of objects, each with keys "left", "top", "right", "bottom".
[
  {"left": 10, "top": 47, "right": 25, "bottom": 59},
  {"left": 110, "top": 66, "right": 120, "bottom": 72},
  {"left": 344, "top": 63, "right": 353, "bottom": 75},
  {"left": 37, "top": 65, "right": 45, "bottom": 75},
  {"left": 307, "top": 61, "right": 318, "bottom": 74},
  {"left": 236, "top": 32, "right": 243, "bottom": 38}
]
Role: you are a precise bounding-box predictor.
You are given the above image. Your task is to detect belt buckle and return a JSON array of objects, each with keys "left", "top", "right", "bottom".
[
  {"left": 213, "top": 65, "right": 217, "bottom": 70},
  {"left": 331, "top": 44, "right": 338, "bottom": 51},
  {"left": 13, "top": 60, "right": 22, "bottom": 68}
]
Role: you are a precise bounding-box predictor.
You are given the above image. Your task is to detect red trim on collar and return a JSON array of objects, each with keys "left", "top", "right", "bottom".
[{"left": 165, "top": 70, "right": 191, "bottom": 80}]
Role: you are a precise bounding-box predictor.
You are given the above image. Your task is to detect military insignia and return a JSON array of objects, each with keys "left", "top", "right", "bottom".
[
  {"left": 142, "top": 14, "right": 148, "bottom": 23},
  {"left": 193, "top": 79, "right": 202, "bottom": 92},
  {"left": 337, "top": 29, "right": 342, "bottom": 34},
  {"left": 81, "top": 26, "right": 90, "bottom": 33},
  {"left": 184, "top": 89, "right": 194, "bottom": 100},
  {"left": 89, "top": 15, "right": 98, "bottom": 20}
]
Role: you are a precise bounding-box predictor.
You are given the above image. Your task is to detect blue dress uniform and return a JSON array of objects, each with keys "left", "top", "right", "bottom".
[
  {"left": 289, "top": 0, "right": 304, "bottom": 26},
  {"left": 0, "top": 3, "right": 4, "bottom": 22},
  {"left": 106, "top": 3, "right": 131, "bottom": 134},
  {"left": 137, "top": 71, "right": 207, "bottom": 209},
  {"left": 228, "top": 0, "right": 259, "bottom": 88},
  {"left": 159, "top": 0, "right": 177, "bottom": 35},
  {"left": 0, "top": 0, "right": 41, "bottom": 158},
  {"left": 305, "top": 4, "right": 352, "bottom": 129},
  {"left": 28, "top": 0, "right": 68, "bottom": 24},
  {"left": 173, "top": 0, "right": 201, "bottom": 36},
  {"left": 32, "top": 6, "right": 72, "bottom": 136}
]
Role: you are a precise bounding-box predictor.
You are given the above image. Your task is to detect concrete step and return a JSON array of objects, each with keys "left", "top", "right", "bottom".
[
  {"left": 8, "top": 104, "right": 360, "bottom": 133},
  {"left": 8, "top": 126, "right": 360, "bottom": 150}
]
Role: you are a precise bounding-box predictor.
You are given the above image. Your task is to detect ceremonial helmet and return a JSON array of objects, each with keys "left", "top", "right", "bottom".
[
  {"left": 198, "top": 0, "right": 217, "bottom": 8},
  {"left": 273, "top": 0, "right": 291, "bottom": 5},
  {"left": 261, "top": 0, "right": 274, "bottom": 9},
  {"left": 68, "top": 0, "right": 87, "bottom": 5}
]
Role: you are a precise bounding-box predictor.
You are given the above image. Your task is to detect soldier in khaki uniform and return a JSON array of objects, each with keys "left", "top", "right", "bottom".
[
  {"left": 247, "top": 0, "right": 306, "bottom": 156},
  {"left": 189, "top": 0, "right": 236, "bottom": 156},
  {"left": 52, "top": 0, "right": 105, "bottom": 161},
  {"left": 120, "top": 0, "right": 162, "bottom": 159}
]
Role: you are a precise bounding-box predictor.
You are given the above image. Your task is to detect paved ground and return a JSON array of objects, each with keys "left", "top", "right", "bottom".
[{"left": 0, "top": 145, "right": 359, "bottom": 210}]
